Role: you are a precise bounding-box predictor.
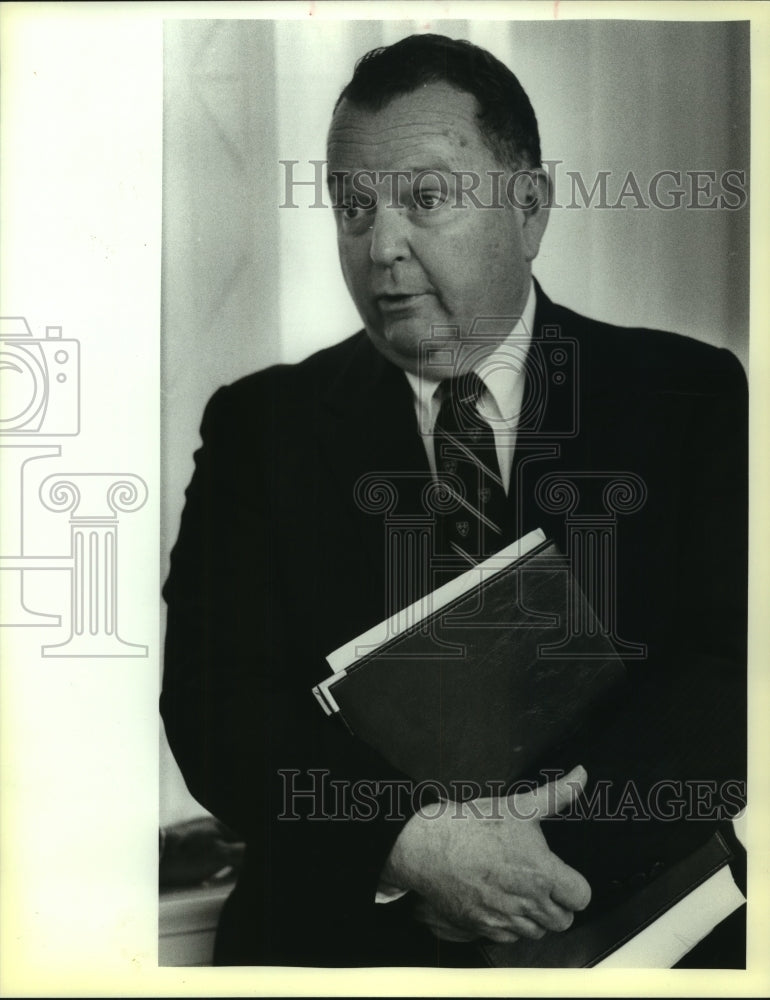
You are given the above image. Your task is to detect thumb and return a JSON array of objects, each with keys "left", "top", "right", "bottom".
[{"left": 516, "top": 765, "right": 587, "bottom": 820}]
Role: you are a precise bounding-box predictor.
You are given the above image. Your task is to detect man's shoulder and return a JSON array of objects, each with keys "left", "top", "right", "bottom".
[
  {"left": 204, "top": 330, "right": 369, "bottom": 422},
  {"left": 542, "top": 296, "right": 746, "bottom": 398},
  {"left": 229, "top": 330, "right": 367, "bottom": 397}
]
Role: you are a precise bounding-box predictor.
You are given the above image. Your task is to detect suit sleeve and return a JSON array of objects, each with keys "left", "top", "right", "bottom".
[{"left": 160, "top": 382, "right": 417, "bottom": 963}]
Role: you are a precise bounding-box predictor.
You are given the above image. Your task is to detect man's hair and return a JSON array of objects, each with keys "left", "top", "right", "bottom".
[{"left": 332, "top": 33, "right": 542, "bottom": 171}]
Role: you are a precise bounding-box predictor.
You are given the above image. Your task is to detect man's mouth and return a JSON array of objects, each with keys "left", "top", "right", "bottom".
[{"left": 376, "top": 293, "right": 430, "bottom": 312}]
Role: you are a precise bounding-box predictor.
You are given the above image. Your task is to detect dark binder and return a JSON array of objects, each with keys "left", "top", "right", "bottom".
[
  {"left": 313, "top": 536, "right": 627, "bottom": 791},
  {"left": 479, "top": 829, "right": 737, "bottom": 968}
]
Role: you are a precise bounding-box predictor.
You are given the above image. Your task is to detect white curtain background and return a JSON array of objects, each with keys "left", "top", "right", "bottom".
[{"left": 161, "top": 18, "right": 749, "bottom": 824}]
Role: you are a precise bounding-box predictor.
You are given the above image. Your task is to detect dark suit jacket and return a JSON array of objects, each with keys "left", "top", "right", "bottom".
[{"left": 161, "top": 285, "right": 747, "bottom": 967}]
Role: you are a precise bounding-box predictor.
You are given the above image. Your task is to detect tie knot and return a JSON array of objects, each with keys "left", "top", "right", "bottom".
[
  {"left": 436, "top": 372, "right": 487, "bottom": 435},
  {"left": 441, "top": 372, "right": 485, "bottom": 409}
]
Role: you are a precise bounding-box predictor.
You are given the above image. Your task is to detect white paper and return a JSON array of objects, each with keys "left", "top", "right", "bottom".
[
  {"left": 326, "top": 527, "right": 546, "bottom": 673},
  {"left": 597, "top": 865, "right": 745, "bottom": 969}
]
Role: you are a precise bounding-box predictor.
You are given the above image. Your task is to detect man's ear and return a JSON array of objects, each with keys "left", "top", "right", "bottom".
[{"left": 510, "top": 168, "right": 551, "bottom": 262}]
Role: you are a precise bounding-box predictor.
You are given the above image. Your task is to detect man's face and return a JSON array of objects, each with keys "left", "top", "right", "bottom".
[{"left": 327, "top": 81, "right": 548, "bottom": 378}]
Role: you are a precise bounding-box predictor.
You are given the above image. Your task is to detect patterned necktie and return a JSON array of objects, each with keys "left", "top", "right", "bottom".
[{"left": 433, "top": 372, "right": 511, "bottom": 565}]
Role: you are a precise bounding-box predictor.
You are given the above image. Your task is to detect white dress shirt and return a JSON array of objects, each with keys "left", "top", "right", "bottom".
[{"left": 403, "top": 280, "right": 536, "bottom": 495}]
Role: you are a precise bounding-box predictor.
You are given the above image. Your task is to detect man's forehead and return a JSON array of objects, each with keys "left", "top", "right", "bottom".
[{"left": 327, "top": 83, "right": 487, "bottom": 167}]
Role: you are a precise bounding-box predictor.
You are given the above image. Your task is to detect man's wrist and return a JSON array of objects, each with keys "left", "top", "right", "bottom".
[{"left": 380, "top": 807, "right": 439, "bottom": 898}]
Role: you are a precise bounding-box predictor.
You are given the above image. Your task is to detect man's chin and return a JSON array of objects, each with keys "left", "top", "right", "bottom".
[
  {"left": 362, "top": 328, "right": 417, "bottom": 375},
  {"left": 365, "top": 324, "right": 466, "bottom": 380}
]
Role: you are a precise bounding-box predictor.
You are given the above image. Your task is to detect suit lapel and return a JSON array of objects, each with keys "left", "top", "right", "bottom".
[
  {"left": 316, "top": 331, "right": 430, "bottom": 497},
  {"left": 312, "top": 334, "right": 433, "bottom": 642},
  {"left": 509, "top": 283, "right": 592, "bottom": 546}
]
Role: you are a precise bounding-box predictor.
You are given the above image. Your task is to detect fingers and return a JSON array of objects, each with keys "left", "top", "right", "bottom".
[
  {"left": 214, "top": 839, "right": 246, "bottom": 865},
  {"left": 491, "top": 889, "right": 576, "bottom": 937},
  {"left": 425, "top": 922, "right": 479, "bottom": 943},
  {"left": 212, "top": 818, "right": 242, "bottom": 842},
  {"left": 515, "top": 765, "right": 587, "bottom": 821},
  {"left": 413, "top": 900, "right": 478, "bottom": 942},
  {"left": 549, "top": 856, "right": 592, "bottom": 912},
  {"left": 414, "top": 895, "right": 538, "bottom": 945},
  {"left": 483, "top": 927, "right": 521, "bottom": 945},
  {"left": 506, "top": 915, "right": 546, "bottom": 941},
  {"left": 481, "top": 914, "right": 545, "bottom": 943},
  {"left": 417, "top": 905, "right": 522, "bottom": 946},
  {"left": 524, "top": 895, "right": 575, "bottom": 933},
  {"left": 415, "top": 891, "right": 575, "bottom": 946},
  {"left": 494, "top": 874, "right": 578, "bottom": 933}
]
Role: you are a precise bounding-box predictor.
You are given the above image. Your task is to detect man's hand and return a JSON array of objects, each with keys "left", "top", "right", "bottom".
[
  {"left": 381, "top": 766, "right": 591, "bottom": 944},
  {"left": 159, "top": 816, "right": 245, "bottom": 888}
]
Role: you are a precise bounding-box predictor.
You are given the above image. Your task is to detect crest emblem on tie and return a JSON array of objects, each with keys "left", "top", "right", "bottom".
[
  {"left": 479, "top": 487, "right": 491, "bottom": 505},
  {"left": 443, "top": 459, "right": 458, "bottom": 475},
  {"left": 456, "top": 520, "right": 470, "bottom": 538}
]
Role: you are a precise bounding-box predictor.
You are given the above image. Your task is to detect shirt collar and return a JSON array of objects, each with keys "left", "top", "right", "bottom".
[{"left": 404, "top": 279, "right": 536, "bottom": 432}]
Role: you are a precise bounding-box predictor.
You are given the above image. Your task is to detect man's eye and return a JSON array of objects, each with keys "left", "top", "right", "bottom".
[
  {"left": 340, "top": 197, "right": 375, "bottom": 220},
  {"left": 413, "top": 186, "right": 446, "bottom": 210}
]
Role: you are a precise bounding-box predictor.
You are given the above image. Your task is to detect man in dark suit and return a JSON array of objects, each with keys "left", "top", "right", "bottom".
[{"left": 161, "top": 34, "right": 747, "bottom": 967}]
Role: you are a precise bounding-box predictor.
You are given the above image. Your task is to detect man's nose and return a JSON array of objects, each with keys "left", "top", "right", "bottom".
[{"left": 368, "top": 203, "right": 411, "bottom": 266}]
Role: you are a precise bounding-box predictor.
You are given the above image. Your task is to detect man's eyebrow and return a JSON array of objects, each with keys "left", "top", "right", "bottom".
[
  {"left": 325, "top": 162, "right": 457, "bottom": 187},
  {"left": 409, "top": 162, "right": 454, "bottom": 176}
]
